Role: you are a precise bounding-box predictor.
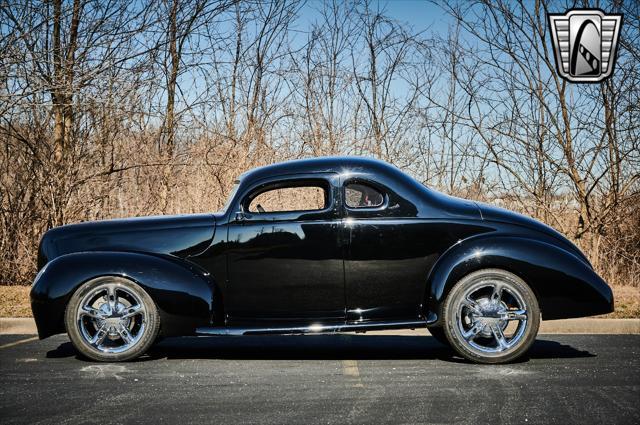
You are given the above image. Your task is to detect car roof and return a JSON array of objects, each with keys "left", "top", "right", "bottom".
[{"left": 238, "top": 156, "right": 398, "bottom": 182}]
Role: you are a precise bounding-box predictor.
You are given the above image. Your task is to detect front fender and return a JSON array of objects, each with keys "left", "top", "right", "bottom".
[
  {"left": 31, "top": 251, "right": 217, "bottom": 339},
  {"left": 425, "top": 236, "right": 613, "bottom": 324}
]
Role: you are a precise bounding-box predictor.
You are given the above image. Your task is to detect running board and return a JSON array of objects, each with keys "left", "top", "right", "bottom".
[{"left": 196, "top": 320, "right": 428, "bottom": 336}]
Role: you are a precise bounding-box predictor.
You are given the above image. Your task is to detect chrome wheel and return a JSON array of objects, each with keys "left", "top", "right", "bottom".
[
  {"left": 454, "top": 274, "right": 537, "bottom": 356},
  {"left": 76, "top": 278, "right": 147, "bottom": 354}
]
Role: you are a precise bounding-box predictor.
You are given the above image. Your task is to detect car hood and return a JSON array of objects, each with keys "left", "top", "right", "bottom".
[
  {"left": 476, "top": 202, "right": 591, "bottom": 266},
  {"left": 38, "top": 214, "right": 216, "bottom": 268}
]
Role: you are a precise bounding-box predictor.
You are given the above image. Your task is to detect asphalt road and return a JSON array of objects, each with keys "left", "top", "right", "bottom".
[{"left": 1, "top": 334, "right": 639, "bottom": 425}]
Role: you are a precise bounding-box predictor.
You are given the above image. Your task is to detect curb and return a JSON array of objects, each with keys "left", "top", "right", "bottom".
[
  {"left": 0, "top": 318, "right": 37, "bottom": 335},
  {"left": 1, "top": 317, "right": 639, "bottom": 336},
  {"left": 539, "top": 318, "right": 640, "bottom": 334}
]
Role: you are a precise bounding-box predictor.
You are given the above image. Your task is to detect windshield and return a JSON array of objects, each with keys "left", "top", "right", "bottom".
[{"left": 220, "top": 180, "right": 240, "bottom": 213}]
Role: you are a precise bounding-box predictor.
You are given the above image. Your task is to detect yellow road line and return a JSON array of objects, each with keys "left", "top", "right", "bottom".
[
  {"left": 0, "top": 336, "right": 39, "bottom": 350},
  {"left": 342, "top": 360, "right": 360, "bottom": 377},
  {"left": 342, "top": 359, "right": 364, "bottom": 387}
]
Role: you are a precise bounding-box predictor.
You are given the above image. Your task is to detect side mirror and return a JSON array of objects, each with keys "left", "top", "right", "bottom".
[{"left": 234, "top": 211, "right": 246, "bottom": 222}]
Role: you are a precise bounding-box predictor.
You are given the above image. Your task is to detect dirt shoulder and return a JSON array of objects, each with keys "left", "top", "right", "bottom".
[{"left": 1, "top": 284, "right": 638, "bottom": 318}]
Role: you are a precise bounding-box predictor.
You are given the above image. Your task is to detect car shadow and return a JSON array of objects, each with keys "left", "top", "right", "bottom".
[{"left": 46, "top": 334, "right": 595, "bottom": 363}]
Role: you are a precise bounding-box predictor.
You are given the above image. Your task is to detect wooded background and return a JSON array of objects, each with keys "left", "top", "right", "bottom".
[{"left": 1, "top": 0, "right": 638, "bottom": 291}]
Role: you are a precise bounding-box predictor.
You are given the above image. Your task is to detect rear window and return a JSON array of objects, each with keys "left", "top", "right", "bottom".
[{"left": 345, "top": 183, "right": 384, "bottom": 208}]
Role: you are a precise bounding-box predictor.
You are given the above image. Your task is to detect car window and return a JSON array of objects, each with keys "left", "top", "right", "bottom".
[
  {"left": 248, "top": 184, "right": 327, "bottom": 213},
  {"left": 345, "top": 183, "right": 384, "bottom": 208}
]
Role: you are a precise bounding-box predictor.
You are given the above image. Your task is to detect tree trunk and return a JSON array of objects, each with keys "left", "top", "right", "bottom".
[
  {"left": 165, "top": 0, "right": 180, "bottom": 157},
  {"left": 52, "top": 0, "right": 64, "bottom": 164}
]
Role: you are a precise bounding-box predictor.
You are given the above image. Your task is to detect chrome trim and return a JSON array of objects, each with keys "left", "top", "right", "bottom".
[{"left": 196, "top": 320, "right": 427, "bottom": 336}]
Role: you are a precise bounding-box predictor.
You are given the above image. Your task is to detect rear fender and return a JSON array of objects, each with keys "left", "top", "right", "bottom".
[
  {"left": 425, "top": 236, "right": 613, "bottom": 324},
  {"left": 31, "top": 251, "right": 218, "bottom": 339}
]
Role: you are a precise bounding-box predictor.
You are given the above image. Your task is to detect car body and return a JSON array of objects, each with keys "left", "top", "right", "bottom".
[{"left": 31, "top": 157, "right": 613, "bottom": 363}]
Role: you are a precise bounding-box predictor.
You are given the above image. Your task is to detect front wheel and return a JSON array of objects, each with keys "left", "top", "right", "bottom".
[
  {"left": 442, "top": 269, "right": 540, "bottom": 364},
  {"left": 65, "top": 276, "right": 160, "bottom": 362}
]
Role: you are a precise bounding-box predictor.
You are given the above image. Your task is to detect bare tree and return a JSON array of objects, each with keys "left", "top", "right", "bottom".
[
  {"left": 158, "top": 0, "right": 233, "bottom": 155},
  {"left": 289, "top": 0, "right": 357, "bottom": 156},
  {"left": 435, "top": 0, "right": 638, "bottom": 237},
  {"left": 0, "top": 0, "right": 637, "bottom": 290},
  {"left": 0, "top": 0, "right": 155, "bottom": 281},
  {"left": 350, "top": 0, "right": 429, "bottom": 166}
]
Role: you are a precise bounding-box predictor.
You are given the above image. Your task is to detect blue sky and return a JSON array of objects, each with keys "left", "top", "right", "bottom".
[
  {"left": 298, "top": 0, "right": 452, "bottom": 36},
  {"left": 374, "top": 0, "right": 449, "bottom": 32}
]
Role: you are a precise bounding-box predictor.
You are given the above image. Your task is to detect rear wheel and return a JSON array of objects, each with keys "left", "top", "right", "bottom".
[
  {"left": 65, "top": 276, "right": 160, "bottom": 362},
  {"left": 442, "top": 269, "right": 540, "bottom": 364}
]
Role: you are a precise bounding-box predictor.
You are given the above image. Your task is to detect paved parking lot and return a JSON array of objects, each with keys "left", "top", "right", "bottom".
[{"left": 1, "top": 333, "right": 639, "bottom": 424}]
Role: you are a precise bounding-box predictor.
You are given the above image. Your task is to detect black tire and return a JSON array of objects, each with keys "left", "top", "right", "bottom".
[
  {"left": 442, "top": 268, "right": 540, "bottom": 364},
  {"left": 427, "top": 327, "right": 450, "bottom": 346},
  {"left": 65, "top": 276, "right": 161, "bottom": 362}
]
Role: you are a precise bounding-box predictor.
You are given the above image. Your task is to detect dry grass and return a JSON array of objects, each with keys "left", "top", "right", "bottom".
[
  {"left": 605, "top": 286, "right": 640, "bottom": 319},
  {"left": 1, "top": 284, "right": 638, "bottom": 319},
  {"left": 0, "top": 286, "right": 32, "bottom": 317}
]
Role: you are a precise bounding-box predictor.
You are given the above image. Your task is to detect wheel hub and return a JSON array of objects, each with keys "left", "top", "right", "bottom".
[
  {"left": 95, "top": 301, "right": 131, "bottom": 338},
  {"left": 469, "top": 298, "right": 506, "bottom": 337},
  {"left": 77, "top": 283, "right": 145, "bottom": 352}
]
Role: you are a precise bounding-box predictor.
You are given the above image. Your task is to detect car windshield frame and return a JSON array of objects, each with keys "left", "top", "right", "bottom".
[{"left": 219, "top": 180, "right": 240, "bottom": 214}]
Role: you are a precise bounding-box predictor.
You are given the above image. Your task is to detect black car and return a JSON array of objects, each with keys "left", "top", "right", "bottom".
[{"left": 31, "top": 157, "right": 613, "bottom": 363}]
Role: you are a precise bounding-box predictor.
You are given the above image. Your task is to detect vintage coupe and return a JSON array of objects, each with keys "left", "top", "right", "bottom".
[{"left": 31, "top": 157, "right": 613, "bottom": 363}]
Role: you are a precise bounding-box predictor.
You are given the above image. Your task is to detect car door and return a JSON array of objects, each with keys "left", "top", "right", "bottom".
[
  {"left": 226, "top": 173, "right": 345, "bottom": 323},
  {"left": 342, "top": 178, "right": 433, "bottom": 323}
]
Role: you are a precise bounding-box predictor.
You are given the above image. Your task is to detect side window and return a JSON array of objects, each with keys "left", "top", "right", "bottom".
[
  {"left": 247, "top": 183, "right": 328, "bottom": 213},
  {"left": 345, "top": 183, "right": 384, "bottom": 208}
]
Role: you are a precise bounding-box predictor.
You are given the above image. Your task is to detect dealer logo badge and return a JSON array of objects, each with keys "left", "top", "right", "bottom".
[{"left": 548, "top": 9, "right": 622, "bottom": 83}]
